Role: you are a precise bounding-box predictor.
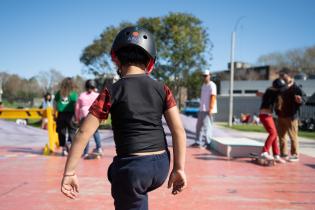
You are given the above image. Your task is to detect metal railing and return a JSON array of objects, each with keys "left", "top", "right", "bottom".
[{"left": 0, "top": 107, "right": 59, "bottom": 155}]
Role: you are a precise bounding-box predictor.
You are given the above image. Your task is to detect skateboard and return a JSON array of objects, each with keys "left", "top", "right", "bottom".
[
  {"left": 84, "top": 152, "right": 102, "bottom": 160},
  {"left": 249, "top": 153, "right": 275, "bottom": 166}
]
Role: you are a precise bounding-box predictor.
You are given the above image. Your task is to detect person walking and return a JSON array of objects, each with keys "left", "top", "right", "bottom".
[
  {"left": 61, "top": 26, "right": 187, "bottom": 210},
  {"left": 258, "top": 79, "right": 287, "bottom": 163},
  {"left": 75, "top": 79, "right": 103, "bottom": 158},
  {"left": 194, "top": 69, "right": 217, "bottom": 148},
  {"left": 277, "top": 68, "right": 306, "bottom": 162},
  {"left": 54, "top": 77, "right": 78, "bottom": 156}
]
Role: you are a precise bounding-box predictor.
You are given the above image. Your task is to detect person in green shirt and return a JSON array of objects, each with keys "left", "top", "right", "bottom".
[{"left": 54, "top": 77, "right": 78, "bottom": 156}]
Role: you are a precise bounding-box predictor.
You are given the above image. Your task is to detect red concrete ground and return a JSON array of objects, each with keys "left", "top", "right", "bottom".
[{"left": 0, "top": 146, "right": 315, "bottom": 210}]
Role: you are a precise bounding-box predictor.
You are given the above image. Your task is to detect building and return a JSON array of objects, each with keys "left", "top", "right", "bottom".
[
  {"left": 212, "top": 63, "right": 315, "bottom": 121},
  {"left": 219, "top": 79, "right": 315, "bottom": 97},
  {"left": 214, "top": 62, "right": 279, "bottom": 81}
]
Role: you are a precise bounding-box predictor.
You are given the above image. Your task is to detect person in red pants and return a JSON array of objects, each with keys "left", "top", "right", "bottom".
[{"left": 258, "top": 79, "right": 287, "bottom": 163}]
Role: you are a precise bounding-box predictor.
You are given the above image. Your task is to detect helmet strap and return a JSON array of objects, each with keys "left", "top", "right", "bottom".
[
  {"left": 146, "top": 58, "right": 155, "bottom": 75},
  {"left": 111, "top": 52, "right": 119, "bottom": 65},
  {"left": 116, "top": 69, "right": 122, "bottom": 78},
  {"left": 111, "top": 52, "right": 123, "bottom": 78}
]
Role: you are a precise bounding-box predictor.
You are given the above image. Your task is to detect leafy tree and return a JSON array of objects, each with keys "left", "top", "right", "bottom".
[
  {"left": 2, "top": 74, "right": 42, "bottom": 103},
  {"left": 186, "top": 70, "right": 203, "bottom": 99},
  {"left": 139, "top": 13, "right": 212, "bottom": 102},
  {"left": 80, "top": 22, "right": 133, "bottom": 76},
  {"left": 2, "top": 74, "right": 22, "bottom": 102},
  {"left": 80, "top": 12, "right": 213, "bottom": 102}
]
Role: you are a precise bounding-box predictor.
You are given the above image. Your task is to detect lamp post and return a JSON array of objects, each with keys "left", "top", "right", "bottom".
[
  {"left": 228, "top": 16, "right": 245, "bottom": 127},
  {"left": 0, "top": 79, "right": 3, "bottom": 102}
]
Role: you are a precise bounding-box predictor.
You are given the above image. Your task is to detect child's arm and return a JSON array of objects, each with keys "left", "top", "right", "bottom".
[
  {"left": 164, "top": 106, "right": 187, "bottom": 195},
  {"left": 61, "top": 114, "right": 101, "bottom": 199},
  {"left": 74, "top": 98, "right": 81, "bottom": 123}
]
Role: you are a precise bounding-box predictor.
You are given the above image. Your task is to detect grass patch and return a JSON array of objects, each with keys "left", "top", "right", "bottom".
[
  {"left": 299, "top": 131, "right": 315, "bottom": 139},
  {"left": 228, "top": 124, "right": 265, "bottom": 133},
  {"left": 222, "top": 123, "right": 315, "bottom": 140},
  {"left": 27, "top": 119, "right": 42, "bottom": 128}
]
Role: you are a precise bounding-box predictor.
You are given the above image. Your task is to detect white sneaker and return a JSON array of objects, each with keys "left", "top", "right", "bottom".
[
  {"left": 261, "top": 152, "right": 274, "bottom": 160},
  {"left": 274, "top": 155, "right": 286, "bottom": 164},
  {"left": 82, "top": 153, "right": 89, "bottom": 159},
  {"left": 93, "top": 148, "right": 103, "bottom": 155},
  {"left": 62, "top": 148, "right": 68, "bottom": 156}
]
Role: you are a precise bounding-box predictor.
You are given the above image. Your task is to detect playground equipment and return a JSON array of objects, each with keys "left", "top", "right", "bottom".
[{"left": 0, "top": 107, "right": 59, "bottom": 155}]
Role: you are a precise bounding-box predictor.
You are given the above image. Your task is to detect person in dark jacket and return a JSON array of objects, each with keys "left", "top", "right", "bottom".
[
  {"left": 258, "top": 79, "right": 287, "bottom": 163},
  {"left": 277, "top": 68, "right": 307, "bottom": 162}
]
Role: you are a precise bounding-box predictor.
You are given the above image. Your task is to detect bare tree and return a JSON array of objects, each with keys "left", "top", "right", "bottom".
[
  {"left": 257, "top": 45, "right": 315, "bottom": 75},
  {"left": 36, "top": 69, "right": 64, "bottom": 93},
  {"left": 72, "top": 75, "right": 86, "bottom": 93}
]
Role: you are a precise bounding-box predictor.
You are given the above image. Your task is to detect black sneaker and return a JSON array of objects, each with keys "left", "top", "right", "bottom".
[
  {"left": 289, "top": 154, "right": 299, "bottom": 162},
  {"left": 205, "top": 143, "right": 212, "bottom": 150},
  {"left": 280, "top": 154, "right": 290, "bottom": 161},
  {"left": 199, "top": 144, "right": 207, "bottom": 149},
  {"left": 190, "top": 143, "right": 201, "bottom": 147}
]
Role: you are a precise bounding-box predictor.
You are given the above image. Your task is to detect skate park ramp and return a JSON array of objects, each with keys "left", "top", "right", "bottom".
[{"left": 211, "top": 137, "right": 264, "bottom": 158}]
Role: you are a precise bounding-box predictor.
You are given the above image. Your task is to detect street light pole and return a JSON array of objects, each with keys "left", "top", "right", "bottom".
[
  {"left": 228, "top": 16, "right": 245, "bottom": 127},
  {"left": 228, "top": 31, "right": 236, "bottom": 127},
  {"left": 0, "top": 79, "right": 3, "bottom": 102}
]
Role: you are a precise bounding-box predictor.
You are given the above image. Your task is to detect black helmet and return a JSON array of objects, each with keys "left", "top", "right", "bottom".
[
  {"left": 85, "top": 79, "right": 97, "bottom": 90},
  {"left": 272, "top": 78, "right": 286, "bottom": 91},
  {"left": 111, "top": 26, "right": 156, "bottom": 73}
]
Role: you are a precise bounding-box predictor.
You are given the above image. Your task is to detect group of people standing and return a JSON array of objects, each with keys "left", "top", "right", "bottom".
[
  {"left": 258, "top": 68, "right": 306, "bottom": 163},
  {"left": 41, "top": 77, "right": 103, "bottom": 157},
  {"left": 192, "top": 67, "right": 306, "bottom": 164},
  {"left": 52, "top": 64, "right": 304, "bottom": 164},
  {"left": 56, "top": 26, "right": 307, "bottom": 210}
]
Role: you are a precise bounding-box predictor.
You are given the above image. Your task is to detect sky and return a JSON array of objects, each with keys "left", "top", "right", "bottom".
[{"left": 0, "top": 0, "right": 314, "bottom": 79}]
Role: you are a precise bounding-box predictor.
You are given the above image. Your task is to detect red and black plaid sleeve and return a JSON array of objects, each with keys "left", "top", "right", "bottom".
[
  {"left": 163, "top": 84, "right": 177, "bottom": 111},
  {"left": 89, "top": 88, "right": 111, "bottom": 120}
]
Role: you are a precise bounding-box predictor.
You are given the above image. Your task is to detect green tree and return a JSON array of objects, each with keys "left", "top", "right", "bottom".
[
  {"left": 80, "top": 22, "right": 133, "bottom": 76},
  {"left": 80, "top": 12, "right": 213, "bottom": 102},
  {"left": 139, "top": 13, "right": 212, "bottom": 102},
  {"left": 186, "top": 70, "right": 203, "bottom": 99},
  {"left": 2, "top": 74, "right": 22, "bottom": 102},
  {"left": 2, "top": 74, "right": 42, "bottom": 104}
]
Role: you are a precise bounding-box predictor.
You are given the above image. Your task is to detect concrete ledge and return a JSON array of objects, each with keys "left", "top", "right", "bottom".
[{"left": 211, "top": 137, "right": 264, "bottom": 158}]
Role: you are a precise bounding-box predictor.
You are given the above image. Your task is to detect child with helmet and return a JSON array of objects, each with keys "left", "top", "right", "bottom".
[{"left": 61, "top": 26, "right": 187, "bottom": 209}]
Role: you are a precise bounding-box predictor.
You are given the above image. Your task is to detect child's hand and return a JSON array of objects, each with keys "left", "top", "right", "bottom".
[
  {"left": 61, "top": 174, "right": 79, "bottom": 199},
  {"left": 167, "top": 169, "right": 187, "bottom": 195}
]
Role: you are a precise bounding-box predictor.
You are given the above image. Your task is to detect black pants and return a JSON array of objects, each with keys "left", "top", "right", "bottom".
[
  {"left": 108, "top": 151, "right": 170, "bottom": 210},
  {"left": 56, "top": 112, "right": 76, "bottom": 147}
]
